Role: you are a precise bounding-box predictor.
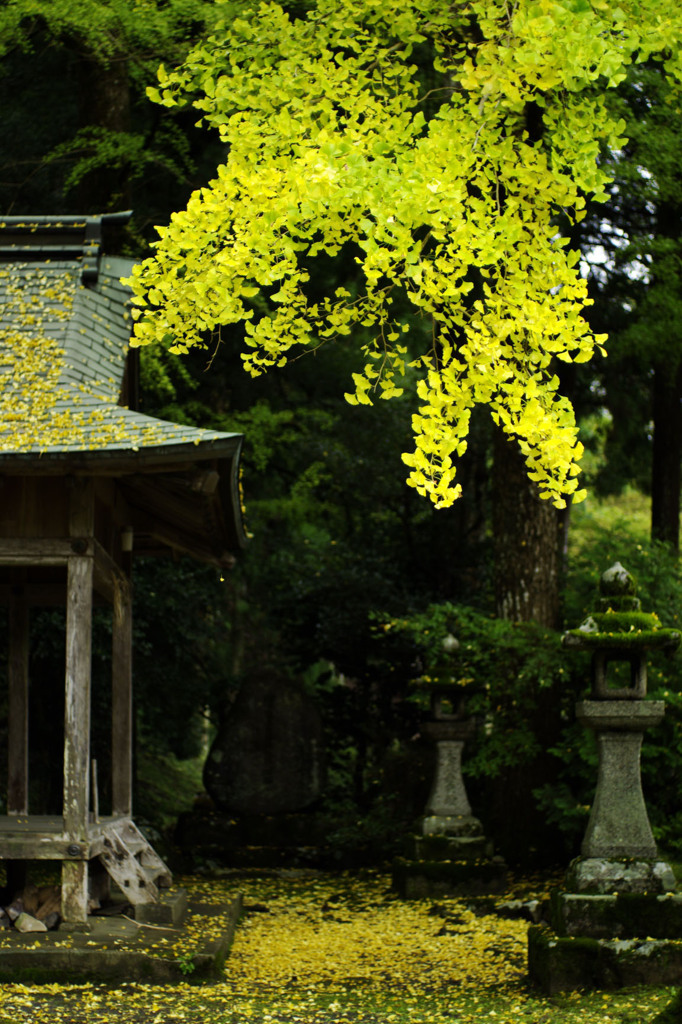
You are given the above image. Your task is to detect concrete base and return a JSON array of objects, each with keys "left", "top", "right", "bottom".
[
  {"left": 0, "top": 892, "right": 242, "bottom": 983},
  {"left": 392, "top": 854, "right": 507, "bottom": 898},
  {"left": 528, "top": 924, "right": 682, "bottom": 993}
]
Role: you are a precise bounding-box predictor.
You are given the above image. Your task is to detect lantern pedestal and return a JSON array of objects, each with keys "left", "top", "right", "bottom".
[{"left": 576, "top": 699, "right": 665, "bottom": 863}]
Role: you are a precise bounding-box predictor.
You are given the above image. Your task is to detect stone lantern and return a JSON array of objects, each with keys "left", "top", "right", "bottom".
[
  {"left": 565, "top": 561, "right": 679, "bottom": 887},
  {"left": 529, "top": 562, "right": 682, "bottom": 992},
  {"left": 392, "top": 634, "right": 506, "bottom": 898}
]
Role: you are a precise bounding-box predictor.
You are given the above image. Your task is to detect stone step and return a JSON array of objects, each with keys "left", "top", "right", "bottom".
[
  {"left": 529, "top": 924, "right": 682, "bottom": 993},
  {"left": 406, "top": 833, "right": 494, "bottom": 863},
  {"left": 392, "top": 854, "right": 508, "bottom": 899}
]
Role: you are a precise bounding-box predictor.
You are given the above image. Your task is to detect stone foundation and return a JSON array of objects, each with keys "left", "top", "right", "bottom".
[
  {"left": 550, "top": 890, "right": 682, "bottom": 939},
  {"left": 566, "top": 856, "right": 676, "bottom": 895},
  {"left": 392, "top": 816, "right": 506, "bottom": 897},
  {"left": 528, "top": 925, "right": 682, "bottom": 994},
  {"left": 392, "top": 853, "right": 508, "bottom": 899}
]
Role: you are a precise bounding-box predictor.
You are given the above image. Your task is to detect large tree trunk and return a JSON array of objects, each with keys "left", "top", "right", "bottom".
[
  {"left": 76, "top": 55, "right": 132, "bottom": 214},
  {"left": 651, "top": 360, "right": 682, "bottom": 551},
  {"left": 491, "top": 429, "right": 563, "bottom": 629},
  {"left": 487, "top": 428, "right": 566, "bottom": 864}
]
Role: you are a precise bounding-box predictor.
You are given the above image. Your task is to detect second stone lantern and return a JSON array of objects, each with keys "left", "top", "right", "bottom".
[{"left": 392, "top": 633, "right": 506, "bottom": 898}]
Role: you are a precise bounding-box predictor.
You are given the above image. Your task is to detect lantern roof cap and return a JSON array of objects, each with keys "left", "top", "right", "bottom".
[{"left": 563, "top": 562, "right": 680, "bottom": 653}]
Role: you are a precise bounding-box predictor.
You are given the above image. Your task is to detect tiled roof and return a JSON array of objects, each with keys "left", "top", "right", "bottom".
[
  {"left": 0, "top": 216, "right": 247, "bottom": 556},
  {"left": 0, "top": 221, "right": 243, "bottom": 462}
]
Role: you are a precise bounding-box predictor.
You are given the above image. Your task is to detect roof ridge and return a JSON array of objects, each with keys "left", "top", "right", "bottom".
[{"left": 0, "top": 212, "right": 133, "bottom": 283}]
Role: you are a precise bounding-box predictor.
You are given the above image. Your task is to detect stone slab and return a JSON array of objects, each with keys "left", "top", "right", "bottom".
[
  {"left": 528, "top": 924, "right": 682, "bottom": 993},
  {"left": 551, "top": 891, "right": 682, "bottom": 938},
  {"left": 576, "top": 700, "right": 665, "bottom": 731},
  {"left": 134, "top": 887, "right": 188, "bottom": 927},
  {"left": 406, "top": 833, "right": 493, "bottom": 863},
  {"left": 421, "top": 814, "right": 484, "bottom": 838},
  {"left": 392, "top": 855, "right": 507, "bottom": 898},
  {"left": 0, "top": 894, "right": 242, "bottom": 983},
  {"left": 566, "top": 857, "right": 677, "bottom": 894}
]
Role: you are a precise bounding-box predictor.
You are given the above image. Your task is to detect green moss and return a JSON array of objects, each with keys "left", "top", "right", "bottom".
[
  {"left": 591, "top": 610, "right": 661, "bottom": 631},
  {"left": 528, "top": 925, "right": 603, "bottom": 994},
  {"left": 600, "top": 564, "right": 638, "bottom": 598},
  {"left": 651, "top": 988, "right": 682, "bottom": 1024},
  {"left": 407, "top": 833, "right": 453, "bottom": 857},
  {"left": 563, "top": 628, "right": 680, "bottom": 650}
]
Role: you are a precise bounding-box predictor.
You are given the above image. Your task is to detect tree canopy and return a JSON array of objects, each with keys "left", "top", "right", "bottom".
[
  {"left": 128, "top": 0, "right": 682, "bottom": 509},
  {"left": 0, "top": 0, "right": 221, "bottom": 229}
]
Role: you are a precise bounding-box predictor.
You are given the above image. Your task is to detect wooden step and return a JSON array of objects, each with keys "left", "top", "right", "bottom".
[
  {"left": 98, "top": 826, "right": 159, "bottom": 905},
  {"left": 119, "top": 821, "right": 172, "bottom": 887}
]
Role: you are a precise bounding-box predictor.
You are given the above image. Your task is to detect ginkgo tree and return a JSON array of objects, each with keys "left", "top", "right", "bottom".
[{"left": 128, "top": 0, "right": 682, "bottom": 510}]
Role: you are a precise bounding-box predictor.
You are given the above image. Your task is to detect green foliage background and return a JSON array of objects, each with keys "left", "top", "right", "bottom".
[{"left": 1, "top": 1, "right": 682, "bottom": 875}]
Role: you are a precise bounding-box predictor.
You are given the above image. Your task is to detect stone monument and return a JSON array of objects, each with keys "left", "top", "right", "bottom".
[
  {"left": 203, "top": 670, "right": 326, "bottom": 815},
  {"left": 176, "top": 670, "right": 327, "bottom": 866},
  {"left": 528, "top": 562, "right": 682, "bottom": 991},
  {"left": 392, "top": 634, "right": 506, "bottom": 897}
]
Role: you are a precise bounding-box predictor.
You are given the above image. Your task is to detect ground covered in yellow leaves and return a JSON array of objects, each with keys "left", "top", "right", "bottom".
[{"left": 0, "top": 871, "right": 676, "bottom": 1024}]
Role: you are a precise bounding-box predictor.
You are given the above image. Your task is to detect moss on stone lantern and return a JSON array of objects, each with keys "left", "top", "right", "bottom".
[{"left": 562, "top": 561, "right": 680, "bottom": 699}]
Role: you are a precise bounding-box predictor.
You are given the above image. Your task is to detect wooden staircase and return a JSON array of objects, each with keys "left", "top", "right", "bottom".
[{"left": 98, "top": 819, "right": 172, "bottom": 905}]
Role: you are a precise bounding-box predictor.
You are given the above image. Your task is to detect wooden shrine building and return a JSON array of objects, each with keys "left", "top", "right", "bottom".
[{"left": 0, "top": 214, "right": 246, "bottom": 924}]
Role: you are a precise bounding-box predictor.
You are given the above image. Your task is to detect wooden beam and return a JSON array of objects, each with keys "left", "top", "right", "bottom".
[
  {"left": 5, "top": 588, "right": 28, "bottom": 892},
  {"left": 0, "top": 814, "right": 128, "bottom": 860},
  {"left": 0, "top": 585, "right": 114, "bottom": 608},
  {"left": 0, "top": 538, "right": 82, "bottom": 565},
  {"left": 93, "top": 539, "right": 127, "bottom": 604},
  {"left": 7, "top": 594, "right": 29, "bottom": 815},
  {"left": 131, "top": 508, "right": 235, "bottom": 568},
  {"left": 111, "top": 573, "right": 133, "bottom": 817},
  {"left": 0, "top": 437, "right": 240, "bottom": 476},
  {"left": 191, "top": 469, "right": 220, "bottom": 494}
]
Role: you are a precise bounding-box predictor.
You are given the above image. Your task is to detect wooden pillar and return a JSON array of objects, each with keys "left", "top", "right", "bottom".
[
  {"left": 111, "top": 573, "right": 133, "bottom": 817},
  {"left": 8, "top": 591, "right": 29, "bottom": 814},
  {"left": 6, "top": 590, "right": 29, "bottom": 898},
  {"left": 62, "top": 478, "right": 94, "bottom": 925}
]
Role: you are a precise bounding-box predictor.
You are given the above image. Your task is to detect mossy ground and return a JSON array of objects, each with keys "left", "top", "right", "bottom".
[{"left": 0, "top": 870, "right": 676, "bottom": 1023}]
